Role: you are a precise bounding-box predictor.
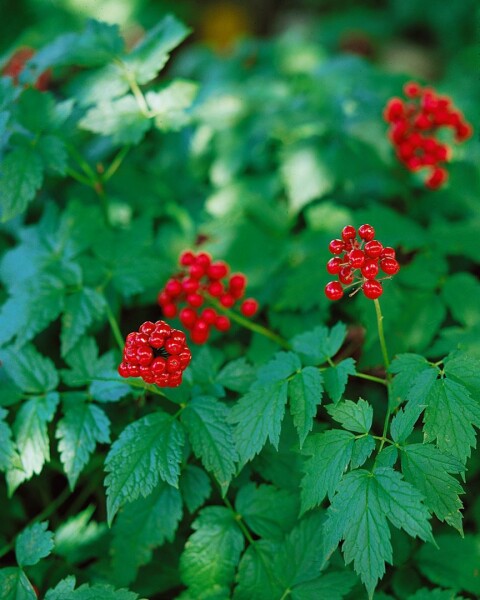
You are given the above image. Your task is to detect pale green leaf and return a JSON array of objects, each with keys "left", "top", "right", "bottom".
[
  {"left": 256, "top": 351, "right": 301, "bottom": 384},
  {"left": 0, "top": 408, "right": 19, "bottom": 471},
  {"left": 105, "top": 412, "right": 184, "bottom": 524},
  {"left": 327, "top": 398, "right": 373, "bottom": 433},
  {"left": 15, "top": 521, "right": 54, "bottom": 567},
  {"left": 147, "top": 80, "right": 198, "bottom": 131},
  {"left": 351, "top": 435, "right": 375, "bottom": 469}
]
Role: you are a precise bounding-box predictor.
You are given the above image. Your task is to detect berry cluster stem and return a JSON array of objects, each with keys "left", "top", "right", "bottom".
[
  {"left": 373, "top": 298, "right": 393, "bottom": 454},
  {"left": 104, "top": 300, "right": 124, "bottom": 352}
]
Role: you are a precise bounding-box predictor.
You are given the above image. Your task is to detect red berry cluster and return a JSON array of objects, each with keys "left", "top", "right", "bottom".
[
  {"left": 325, "top": 224, "right": 400, "bottom": 301},
  {"left": 157, "top": 251, "right": 259, "bottom": 344},
  {"left": 118, "top": 321, "right": 191, "bottom": 387},
  {"left": 384, "top": 82, "right": 473, "bottom": 190},
  {"left": 2, "top": 47, "right": 50, "bottom": 91}
]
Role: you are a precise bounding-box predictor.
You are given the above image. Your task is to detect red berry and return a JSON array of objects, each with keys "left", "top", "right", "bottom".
[
  {"left": 195, "top": 252, "right": 211, "bottom": 268},
  {"left": 361, "top": 259, "right": 379, "bottom": 279},
  {"left": 201, "top": 308, "right": 217, "bottom": 324},
  {"left": 179, "top": 307, "right": 197, "bottom": 329},
  {"left": 241, "top": 299, "right": 258, "bottom": 317},
  {"left": 348, "top": 249, "right": 365, "bottom": 268},
  {"left": 327, "top": 257, "right": 343, "bottom": 275},
  {"left": 404, "top": 82, "right": 421, "bottom": 98},
  {"left": 339, "top": 266, "right": 354, "bottom": 285},
  {"left": 165, "top": 338, "right": 183, "bottom": 355},
  {"left": 189, "top": 263, "right": 205, "bottom": 279},
  {"left": 329, "top": 239, "right": 345, "bottom": 255},
  {"left": 425, "top": 167, "right": 447, "bottom": 190},
  {"left": 191, "top": 330, "right": 209, "bottom": 344},
  {"left": 157, "top": 291, "right": 170, "bottom": 306},
  {"left": 325, "top": 281, "right": 344, "bottom": 301},
  {"left": 162, "top": 303, "right": 177, "bottom": 318},
  {"left": 139, "top": 321, "right": 155, "bottom": 335},
  {"left": 363, "top": 279, "right": 383, "bottom": 299},
  {"left": 358, "top": 224, "right": 375, "bottom": 241},
  {"left": 215, "top": 315, "right": 231, "bottom": 331},
  {"left": 207, "top": 280, "right": 224, "bottom": 297},
  {"left": 384, "top": 98, "right": 405, "bottom": 122},
  {"left": 229, "top": 274, "right": 246, "bottom": 291},
  {"left": 207, "top": 261, "right": 229, "bottom": 279},
  {"left": 137, "top": 346, "right": 153, "bottom": 366},
  {"left": 186, "top": 293, "right": 204, "bottom": 308},
  {"left": 118, "top": 362, "right": 129, "bottom": 377},
  {"left": 149, "top": 333, "right": 165, "bottom": 348},
  {"left": 380, "top": 257, "right": 400, "bottom": 275},
  {"left": 455, "top": 122, "right": 473, "bottom": 142},
  {"left": 381, "top": 247, "right": 396, "bottom": 259},
  {"left": 178, "top": 349, "right": 192, "bottom": 367},
  {"left": 180, "top": 251, "right": 195, "bottom": 266},
  {"left": 182, "top": 278, "right": 200, "bottom": 294},
  {"left": 154, "top": 322, "right": 172, "bottom": 336},
  {"left": 151, "top": 357, "right": 166, "bottom": 375},
  {"left": 220, "top": 294, "right": 235, "bottom": 308},
  {"left": 166, "top": 356, "right": 181, "bottom": 373},
  {"left": 165, "top": 279, "right": 183, "bottom": 297},
  {"left": 341, "top": 225, "right": 356, "bottom": 241},
  {"left": 364, "top": 240, "right": 384, "bottom": 258}
]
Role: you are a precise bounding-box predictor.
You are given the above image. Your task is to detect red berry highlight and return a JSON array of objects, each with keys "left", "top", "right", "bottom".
[{"left": 325, "top": 281, "right": 344, "bottom": 301}]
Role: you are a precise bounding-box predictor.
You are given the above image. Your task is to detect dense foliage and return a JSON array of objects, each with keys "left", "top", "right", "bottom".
[{"left": 0, "top": 6, "right": 479, "bottom": 600}]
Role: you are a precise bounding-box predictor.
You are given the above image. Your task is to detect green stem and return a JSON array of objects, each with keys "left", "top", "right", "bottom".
[
  {"left": 66, "top": 143, "right": 97, "bottom": 180},
  {"left": 65, "top": 167, "right": 93, "bottom": 186},
  {"left": 373, "top": 298, "right": 393, "bottom": 454},
  {"left": 124, "top": 70, "right": 150, "bottom": 117},
  {"left": 353, "top": 371, "right": 388, "bottom": 386},
  {"left": 223, "top": 496, "right": 256, "bottom": 545},
  {"left": 103, "top": 146, "right": 130, "bottom": 182},
  {"left": 104, "top": 301, "right": 124, "bottom": 352}
]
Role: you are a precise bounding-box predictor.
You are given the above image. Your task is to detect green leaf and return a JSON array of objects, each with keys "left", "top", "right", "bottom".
[
  {"left": 256, "top": 351, "right": 301, "bottom": 384},
  {"left": 289, "top": 367, "right": 323, "bottom": 447},
  {"left": 15, "top": 521, "right": 54, "bottom": 567},
  {"left": 444, "top": 353, "right": 480, "bottom": 398},
  {"left": 324, "top": 467, "right": 434, "bottom": 598},
  {"left": 291, "top": 571, "right": 357, "bottom": 600},
  {"left": 235, "top": 483, "right": 299, "bottom": 540},
  {"left": 56, "top": 397, "right": 110, "bottom": 489},
  {"left": 181, "top": 395, "right": 238, "bottom": 494},
  {"left": 7, "top": 393, "right": 59, "bottom": 493},
  {"left": 54, "top": 506, "right": 106, "bottom": 564},
  {"left": 38, "top": 134, "right": 68, "bottom": 174},
  {"left": 216, "top": 358, "right": 256, "bottom": 393},
  {"left": 408, "top": 589, "right": 467, "bottom": 600},
  {"left": 301, "top": 430, "right": 355, "bottom": 513},
  {"left": 79, "top": 95, "right": 151, "bottom": 145},
  {"left": 61, "top": 288, "right": 106, "bottom": 357},
  {"left": 44, "top": 575, "right": 139, "bottom": 600},
  {"left": 180, "top": 506, "right": 244, "bottom": 598},
  {"left": 233, "top": 541, "right": 283, "bottom": 600},
  {"left": 0, "top": 408, "right": 19, "bottom": 471},
  {"left": 0, "top": 568, "right": 37, "bottom": 600},
  {"left": 416, "top": 534, "right": 480, "bottom": 596},
  {"left": 104, "top": 412, "right": 185, "bottom": 524},
  {"left": 147, "top": 80, "right": 198, "bottom": 131},
  {"left": 389, "top": 353, "right": 433, "bottom": 406},
  {"left": 351, "top": 435, "right": 376, "bottom": 469},
  {"left": 323, "top": 359, "right": 356, "bottom": 404},
  {"left": 111, "top": 482, "right": 182, "bottom": 585},
  {"left": 327, "top": 398, "right": 373, "bottom": 433},
  {"left": 442, "top": 273, "right": 480, "bottom": 327},
  {"left": 180, "top": 465, "right": 212, "bottom": 513},
  {"left": 124, "top": 15, "right": 190, "bottom": 84},
  {"left": 400, "top": 444, "right": 464, "bottom": 533},
  {"left": 0, "top": 344, "right": 58, "bottom": 393},
  {"left": 423, "top": 378, "right": 480, "bottom": 463},
  {"left": 291, "top": 323, "right": 347, "bottom": 365},
  {"left": 0, "top": 145, "right": 43, "bottom": 222},
  {"left": 229, "top": 381, "right": 289, "bottom": 465}
]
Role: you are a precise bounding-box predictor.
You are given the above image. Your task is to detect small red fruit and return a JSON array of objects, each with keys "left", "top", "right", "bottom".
[
  {"left": 215, "top": 315, "right": 231, "bottom": 331},
  {"left": 363, "top": 279, "right": 383, "bottom": 299},
  {"left": 241, "top": 299, "right": 258, "bottom": 317},
  {"left": 380, "top": 257, "right": 400, "bottom": 275},
  {"left": 358, "top": 224, "right": 375, "bottom": 241},
  {"left": 325, "top": 281, "right": 344, "bottom": 301},
  {"left": 329, "top": 239, "right": 345, "bottom": 255},
  {"left": 364, "top": 240, "right": 384, "bottom": 258},
  {"left": 327, "top": 257, "right": 343, "bottom": 275},
  {"left": 348, "top": 249, "right": 365, "bottom": 268},
  {"left": 341, "top": 225, "right": 356, "bottom": 241}
]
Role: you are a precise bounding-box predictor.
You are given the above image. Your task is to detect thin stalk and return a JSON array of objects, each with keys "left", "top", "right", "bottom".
[
  {"left": 103, "top": 146, "right": 130, "bottom": 182},
  {"left": 223, "top": 496, "right": 255, "bottom": 545},
  {"left": 353, "top": 371, "right": 388, "bottom": 386},
  {"left": 104, "top": 301, "right": 124, "bottom": 352},
  {"left": 65, "top": 167, "right": 93, "bottom": 187},
  {"left": 373, "top": 298, "right": 393, "bottom": 454}
]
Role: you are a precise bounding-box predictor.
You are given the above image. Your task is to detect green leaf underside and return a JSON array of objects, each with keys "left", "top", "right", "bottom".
[
  {"left": 301, "top": 430, "right": 355, "bottom": 513},
  {"left": 104, "top": 412, "right": 185, "bottom": 524},
  {"left": 289, "top": 367, "right": 323, "bottom": 447},
  {"left": 57, "top": 400, "right": 110, "bottom": 489},
  {"left": 323, "top": 467, "right": 434, "bottom": 598},
  {"left": 180, "top": 506, "right": 244, "bottom": 598},
  {"left": 111, "top": 482, "right": 182, "bottom": 585},
  {"left": 181, "top": 395, "right": 238, "bottom": 493},
  {"left": 15, "top": 521, "right": 54, "bottom": 567},
  {"left": 400, "top": 444, "right": 464, "bottom": 533}
]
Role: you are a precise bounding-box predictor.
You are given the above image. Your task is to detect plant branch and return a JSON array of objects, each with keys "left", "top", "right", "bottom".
[{"left": 104, "top": 300, "right": 124, "bottom": 352}]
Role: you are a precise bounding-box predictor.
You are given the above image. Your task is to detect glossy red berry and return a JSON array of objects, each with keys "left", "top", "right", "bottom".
[
  {"left": 179, "top": 307, "right": 197, "bottom": 329},
  {"left": 327, "top": 257, "right": 343, "bottom": 274},
  {"left": 207, "top": 261, "right": 229, "bottom": 279},
  {"left": 162, "top": 303, "right": 177, "bottom": 318},
  {"left": 182, "top": 278, "right": 200, "bottom": 294},
  {"left": 186, "top": 293, "right": 204, "bottom": 308},
  {"left": 425, "top": 167, "right": 447, "bottom": 190},
  {"left": 348, "top": 249, "right": 365, "bottom": 268},
  {"left": 165, "top": 279, "right": 183, "bottom": 297},
  {"left": 229, "top": 274, "right": 247, "bottom": 291},
  {"left": 220, "top": 294, "right": 235, "bottom": 308},
  {"left": 180, "top": 251, "right": 195, "bottom": 266},
  {"left": 341, "top": 225, "right": 356, "bottom": 241},
  {"left": 189, "top": 263, "right": 205, "bottom": 279},
  {"left": 380, "top": 257, "right": 400, "bottom": 275},
  {"left": 325, "top": 281, "right": 344, "bottom": 301},
  {"left": 329, "top": 239, "right": 345, "bottom": 255},
  {"left": 381, "top": 247, "right": 396, "bottom": 259},
  {"left": 361, "top": 259, "right": 379, "bottom": 279},
  {"left": 215, "top": 315, "right": 231, "bottom": 331},
  {"left": 339, "top": 266, "right": 354, "bottom": 285},
  {"left": 363, "top": 279, "right": 383, "bottom": 299},
  {"left": 195, "top": 252, "right": 211, "bottom": 268},
  {"left": 207, "top": 280, "right": 224, "bottom": 297},
  {"left": 241, "top": 299, "right": 258, "bottom": 317},
  {"left": 201, "top": 308, "right": 217, "bottom": 324},
  {"left": 364, "top": 240, "right": 384, "bottom": 258},
  {"left": 358, "top": 224, "right": 375, "bottom": 241}
]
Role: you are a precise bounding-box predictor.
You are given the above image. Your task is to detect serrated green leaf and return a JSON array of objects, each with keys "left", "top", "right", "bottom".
[
  {"left": 0, "top": 344, "right": 58, "bottom": 393},
  {"left": 323, "top": 359, "right": 356, "bottom": 404},
  {"left": 0, "top": 567, "right": 37, "bottom": 600},
  {"left": 147, "top": 80, "right": 198, "bottom": 131},
  {"left": 0, "top": 145, "right": 43, "bottom": 222},
  {"left": 256, "top": 351, "right": 301, "bottom": 384},
  {"left": 423, "top": 378, "right": 480, "bottom": 463},
  {"left": 289, "top": 367, "right": 323, "bottom": 446},
  {"left": 324, "top": 467, "right": 433, "bottom": 599},
  {"left": 54, "top": 506, "right": 106, "bottom": 564},
  {"left": 416, "top": 535, "right": 480, "bottom": 595},
  {"left": 401, "top": 444, "right": 464, "bottom": 533},
  {"left": 15, "top": 521, "right": 54, "bottom": 567},
  {"left": 351, "top": 435, "right": 376, "bottom": 469},
  {"left": 389, "top": 353, "right": 433, "bottom": 406},
  {"left": 79, "top": 95, "right": 151, "bottom": 145},
  {"left": 104, "top": 412, "right": 185, "bottom": 524},
  {"left": 291, "top": 571, "right": 357, "bottom": 600},
  {"left": 44, "top": 575, "right": 139, "bottom": 600},
  {"left": 0, "top": 408, "right": 19, "bottom": 471},
  {"left": 216, "top": 358, "right": 256, "bottom": 393},
  {"left": 327, "top": 398, "right": 373, "bottom": 433},
  {"left": 233, "top": 541, "right": 283, "bottom": 600},
  {"left": 180, "top": 465, "right": 212, "bottom": 513},
  {"left": 442, "top": 273, "right": 480, "bottom": 327},
  {"left": 7, "top": 392, "right": 59, "bottom": 493},
  {"left": 291, "top": 323, "right": 347, "bottom": 365},
  {"left": 181, "top": 396, "right": 237, "bottom": 493},
  {"left": 61, "top": 288, "right": 106, "bottom": 357},
  {"left": 124, "top": 15, "right": 190, "bottom": 84},
  {"left": 111, "top": 482, "right": 182, "bottom": 585},
  {"left": 235, "top": 483, "right": 299, "bottom": 540},
  {"left": 229, "top": 380, "right": 288, "bottom": 465},
  {"left": 444, "top": 353, "right": 480, "bottom": 398},
  {"left": 180, "top": 506, "right": 244, "bottom": 598},
  {"left": 56, "top": 398, "right": 110, "bottom": 489},
  {"left": 408, "top": 589, "right": 467, "bottom": 600},
  {"left": 301, "top": 430, "right": 355, "bottom": 513}
]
